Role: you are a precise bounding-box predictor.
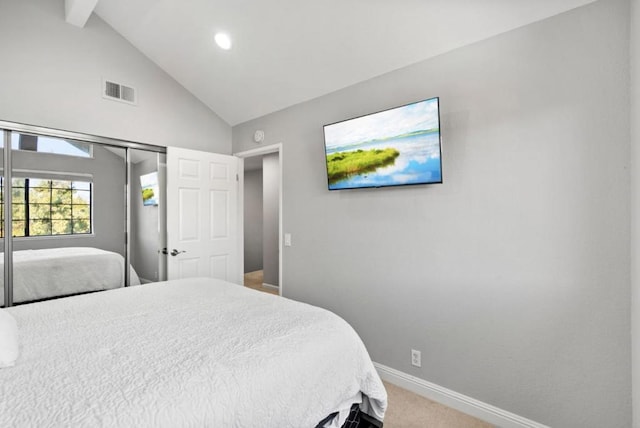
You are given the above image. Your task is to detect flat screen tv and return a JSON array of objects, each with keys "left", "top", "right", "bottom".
[
  {"left": 323, "top": 97, "right": 442, "bottom": 190},
  {"left": 140, "top": 171, "right": 159, "bottom": 206}
]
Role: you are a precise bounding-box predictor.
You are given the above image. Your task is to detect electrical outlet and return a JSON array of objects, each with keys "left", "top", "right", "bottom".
[{"left": 411, "top": 349, "right": 421, "bottom": 367}]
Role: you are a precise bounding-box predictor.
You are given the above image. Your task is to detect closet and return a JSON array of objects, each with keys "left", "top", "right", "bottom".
[{"left": 0, "top": 121, "right": 166, "bottom": 307}]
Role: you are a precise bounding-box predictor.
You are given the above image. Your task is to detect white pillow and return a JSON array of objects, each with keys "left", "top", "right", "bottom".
[{"left": 0, "top": 309, "right": 19, "bottom": 368}]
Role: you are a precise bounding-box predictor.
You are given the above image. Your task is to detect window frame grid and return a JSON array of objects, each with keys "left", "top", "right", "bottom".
[{"left": 0, "top": 177, "right": 92, "bottom": 238}]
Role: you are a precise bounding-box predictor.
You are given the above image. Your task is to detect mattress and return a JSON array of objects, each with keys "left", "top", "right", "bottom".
[
  {"left": 0, "top": 277, "right": 387, "bottom": 427},
  {"left": 0, "top": 247, "right": 141, "bottom": 305}
]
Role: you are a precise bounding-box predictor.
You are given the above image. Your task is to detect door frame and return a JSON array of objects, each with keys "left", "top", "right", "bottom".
[{"left": 234, "top": 143, "right": 283, "bottom": 296}]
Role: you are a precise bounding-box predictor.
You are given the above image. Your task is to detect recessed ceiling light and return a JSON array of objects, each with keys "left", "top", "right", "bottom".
[{"left": 214, "top": 32, "right": 232, "bottom": 50}]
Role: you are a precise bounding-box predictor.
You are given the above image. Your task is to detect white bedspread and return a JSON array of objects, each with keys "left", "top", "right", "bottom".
[
  {"left": 0, "top": 277, "right": 387, "bottom": 427},
  {"left": 0, "top": 247, "right": 141, "bottom": 305}
]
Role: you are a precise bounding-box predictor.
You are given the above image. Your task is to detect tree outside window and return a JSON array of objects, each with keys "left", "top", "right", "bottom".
[{"left": 0, "top": 177, "right": 92, "bottom": 238}]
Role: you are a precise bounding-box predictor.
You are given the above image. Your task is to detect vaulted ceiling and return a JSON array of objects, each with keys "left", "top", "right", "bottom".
[{"left": 67, "top": 0, "right": 596, "bottom": 126}]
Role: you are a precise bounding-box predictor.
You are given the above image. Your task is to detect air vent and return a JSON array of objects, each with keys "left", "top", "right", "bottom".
[{"left": 102, "top": 79, "right": 137, "bottom": 105}]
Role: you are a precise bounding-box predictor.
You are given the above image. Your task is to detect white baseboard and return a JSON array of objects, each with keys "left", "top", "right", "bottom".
[
  {"left": 262, "top": 283, "right": 279, "bottom": 291},
  {"left": 373, "top": 362, "right": 549, "bottom": 428}
]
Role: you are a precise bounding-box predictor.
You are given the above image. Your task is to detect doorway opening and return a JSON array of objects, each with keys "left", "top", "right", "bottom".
[{"left": 235, "top": 144, "right": 282, "bottom": 296}]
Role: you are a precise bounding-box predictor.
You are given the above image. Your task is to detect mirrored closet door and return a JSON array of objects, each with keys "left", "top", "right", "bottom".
[
  {"left": 129, "top": 150, "right": 167, "bottom": 284},
  {"left": 0, "top": 135, "right": 4, "bottom": 306},
  {"left": 0, "top": 124, "right": 166, "bottom": 307}
]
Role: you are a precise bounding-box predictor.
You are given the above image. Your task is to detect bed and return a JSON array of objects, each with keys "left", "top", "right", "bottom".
[
  {"left": 0, "top": 247, "right": 141, "bottom": 305},
  {"left": 0, "top": 277, "right": 387, "bottom": 427}
]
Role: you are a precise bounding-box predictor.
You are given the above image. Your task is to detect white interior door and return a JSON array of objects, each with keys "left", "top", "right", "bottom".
[{"left": 167, "top": 147, "right": 239, "bottom": 283}]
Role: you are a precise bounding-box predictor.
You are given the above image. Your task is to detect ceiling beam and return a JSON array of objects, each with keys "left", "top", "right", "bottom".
[{"left": 65, "top": 0, "right": 99, "bottom": 28}]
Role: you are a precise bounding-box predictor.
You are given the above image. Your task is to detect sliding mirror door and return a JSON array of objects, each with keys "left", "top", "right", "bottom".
[
  {"left": 0, "top": 122, "right": 167, "bottom": 306},
  {"left": 0, "top": 132, "right": 4, "bottom": 307},
  {"left": 129, "top": 150, "right": 167, "bottom": 284},
  {"left": 9, "top": 132, "right": 129, "bottom": 304}
]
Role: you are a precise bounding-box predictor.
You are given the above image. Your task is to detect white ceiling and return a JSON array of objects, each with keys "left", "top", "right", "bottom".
[{"left": 92, "top": 0, "right": 596, "bottom": 126}]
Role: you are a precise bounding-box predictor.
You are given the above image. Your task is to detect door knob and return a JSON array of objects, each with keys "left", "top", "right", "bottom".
[{"left": 170, "top": 249, "right": 186, "bottom": 256}]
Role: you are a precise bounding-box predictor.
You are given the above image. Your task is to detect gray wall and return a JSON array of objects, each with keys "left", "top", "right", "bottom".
[
  {"left": 631, "top": 0, "right": 640, "bottom": 426},
  {"left": 131, "top": 154, "right": 161, "bottom": 282},
  {"left": 262, "top": 153, "right": 279, "bottom": 286},
  {"left": 244, "top": 168, "right": 263, "bottom": 273},
  {"left": 232, "top": 1, "right": 631, "bottom": 427},
  {"left": 11, "top": 145, "right": 126, "bottom": 256},
  {"left": 0, "top": 0, "right": 231, "bottom": 153}
]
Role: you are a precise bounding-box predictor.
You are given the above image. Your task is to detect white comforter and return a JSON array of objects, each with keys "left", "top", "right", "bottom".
[
  {"left": 0, "top": 247, "right": 141, "bottom": 305},
  {"left": 0, "top": 277, "right": 387, "bottom": 427}
]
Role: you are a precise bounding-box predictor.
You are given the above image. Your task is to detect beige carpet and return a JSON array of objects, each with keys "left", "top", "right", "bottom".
[
  {"left": 243, "top": 270, "right": 278, "bottom": 295},
  {"left": 383, "top": 381, "right": 494, "bottom": 428}
]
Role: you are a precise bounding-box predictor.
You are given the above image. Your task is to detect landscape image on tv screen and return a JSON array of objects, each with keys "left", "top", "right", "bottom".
[
  {"left": 323, "top": 97, "right": 441, "bottom": 190},
  {"left": 140, "top": 171, "right": 159, "bottom": 206}
]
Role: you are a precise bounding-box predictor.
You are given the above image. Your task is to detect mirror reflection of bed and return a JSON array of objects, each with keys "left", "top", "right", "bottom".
[{"left": 1, "top": 247, "right": 140, "bottom": 304}]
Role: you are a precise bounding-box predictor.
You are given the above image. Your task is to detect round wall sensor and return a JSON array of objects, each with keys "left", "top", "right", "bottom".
[{"left": 254, "top": 130, "right": 265, "bottom": 143}]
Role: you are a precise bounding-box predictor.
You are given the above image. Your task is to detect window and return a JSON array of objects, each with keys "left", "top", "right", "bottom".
[
  {"left": 0, "top": 133, "right": 92, "bottom": 158},
  {"left": 0, "top": 178, "right": 92, "bottom": 238}
]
